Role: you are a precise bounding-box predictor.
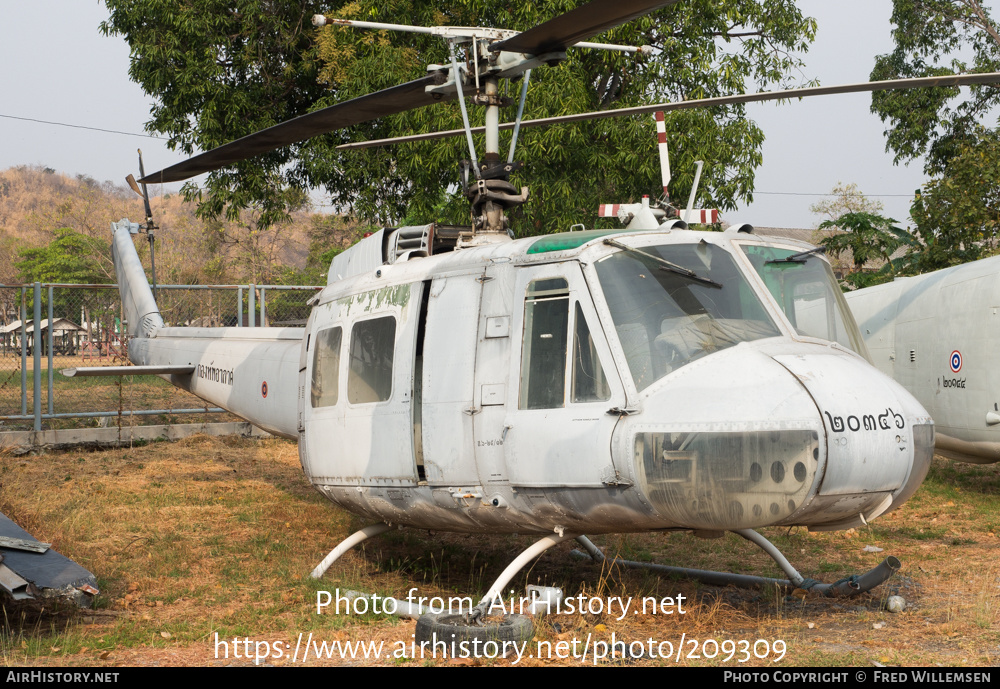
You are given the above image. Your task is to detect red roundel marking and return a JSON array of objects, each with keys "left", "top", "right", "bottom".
[
  {"left": 950, "top": 350, "right": 963, "bottom": 373},
  {"left": 261, "top": 381, "right": 268, "bottom": 398}
]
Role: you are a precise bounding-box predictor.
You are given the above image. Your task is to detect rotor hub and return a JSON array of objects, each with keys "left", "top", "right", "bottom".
[{"left": 463, "top": 178, "right": 529, "bottom": 242}]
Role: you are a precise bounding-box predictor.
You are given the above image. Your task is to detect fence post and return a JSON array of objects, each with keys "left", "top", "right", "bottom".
[
  {"left": 260, "top": 286, "right": 266, "bottom": 327},
  {"left": 237, "top": 286, "right": 243, "bottom": 327},
  {"left": 249, "top": 283, "right": 256, "bottom": 328},
  {"left": 20, "top": 287, "right": 26, "bottom": 416},
  {"left": 47, "top": 285, "right": 54, "bottom": 415},
  {"left": 33, "top": 282, "right": 41, "bottom": 432}
]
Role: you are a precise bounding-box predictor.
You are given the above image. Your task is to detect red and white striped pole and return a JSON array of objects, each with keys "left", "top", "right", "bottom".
[{"left": 655, "top": 111, "right": 670, "bottom": 198}]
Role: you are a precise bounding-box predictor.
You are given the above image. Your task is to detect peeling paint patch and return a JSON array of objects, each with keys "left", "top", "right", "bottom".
[{"left": 337, "top": 284, "right": 411, "bottom": 315}]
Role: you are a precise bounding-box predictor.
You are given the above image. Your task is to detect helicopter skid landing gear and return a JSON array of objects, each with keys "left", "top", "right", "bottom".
[
  {"left": 572, "top": 531, "right": 900, "bottom": 597},
  {"left": 413, "top": 532, "right": 576, "bottom": 647},
  {"left": 311, "top": 523, "right": 392, "bottom": 579}
]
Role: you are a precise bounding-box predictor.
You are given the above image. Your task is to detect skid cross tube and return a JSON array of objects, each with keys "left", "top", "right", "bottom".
[
  {"left": 311, "top": 523, "right": 392, "bottom": 579},
  {"left": 475, "top": 532, "right": 576, "bottom": 615}
]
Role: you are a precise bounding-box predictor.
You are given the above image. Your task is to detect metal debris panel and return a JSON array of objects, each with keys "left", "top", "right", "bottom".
[{"left": 0, "top": 512, "right": 98, "bottom": 606}]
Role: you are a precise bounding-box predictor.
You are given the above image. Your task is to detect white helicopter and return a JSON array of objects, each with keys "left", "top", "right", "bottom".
[
  {"left": 845, "top": 256, "right": 1000, "bottom": 464},
  {"left": 67, "top": 0, "right": 1000, "bottom": 637}
]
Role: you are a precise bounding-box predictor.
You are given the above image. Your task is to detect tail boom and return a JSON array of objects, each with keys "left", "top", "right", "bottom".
[
  {"left": 110, "top": 219, "right": 303, "bottom": 439},
  {"left": 130, "top": 328, "right": 303, "bottom": 439}
]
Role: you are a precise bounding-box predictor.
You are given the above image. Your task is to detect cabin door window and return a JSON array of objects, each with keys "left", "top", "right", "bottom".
[
  {"left": 519, "top": 278, "right": 570, "bottom": 409},
  {"left": 347, "top": 316, "right": 396, "bottom": 403}
]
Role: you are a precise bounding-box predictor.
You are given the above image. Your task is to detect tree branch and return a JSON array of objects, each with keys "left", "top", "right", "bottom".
[{"left": 960, "top": 0, "right": 1000, "bottom": 50}]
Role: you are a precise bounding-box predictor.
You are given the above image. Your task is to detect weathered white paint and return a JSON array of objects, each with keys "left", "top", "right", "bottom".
[{"left": 111, "top": 221, "right": 935, "bottom": 535}]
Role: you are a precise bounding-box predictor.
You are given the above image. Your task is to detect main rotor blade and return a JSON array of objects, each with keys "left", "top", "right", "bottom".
[
  {"left": 139, "top": 75, "right": 447, "bottom": 184},
  {"left": 492, "top": 0, "right": 680, "bottom": 55},
  {"left": 338, "top": 72, "right": 1000, "bottom": 150}
]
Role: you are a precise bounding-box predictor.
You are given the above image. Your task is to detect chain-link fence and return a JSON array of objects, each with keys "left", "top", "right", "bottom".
[{"left": 0, "top": 283, "right": 319, "bottom": 433}]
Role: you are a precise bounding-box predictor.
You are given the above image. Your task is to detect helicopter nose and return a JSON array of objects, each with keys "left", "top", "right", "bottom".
[
  {"left": 772, "top": 349, "right": 933, "bottom": 526},
  {"left": 627, "top": 343, "right": 932, "bottom": 531}
]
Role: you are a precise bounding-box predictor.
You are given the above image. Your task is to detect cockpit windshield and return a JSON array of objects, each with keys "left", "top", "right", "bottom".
[
  {"left": 738, "top": 244, "right": 869, "bottom": 357},
  {"left": 595, "top": 242, "right": 781, "bottom": 390}
]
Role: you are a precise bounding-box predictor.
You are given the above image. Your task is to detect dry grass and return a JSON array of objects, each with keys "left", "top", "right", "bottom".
[
  {"left": 0, "top": 358, "right": 238, "bottom": 430},
  {"left": 1, "top": 438, "right": 998, "bottom": 667}
]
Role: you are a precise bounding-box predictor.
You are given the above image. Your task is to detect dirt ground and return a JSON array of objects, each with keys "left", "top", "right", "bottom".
[{"left": 0, "top": 435, "right": 997, "bottom": 667}]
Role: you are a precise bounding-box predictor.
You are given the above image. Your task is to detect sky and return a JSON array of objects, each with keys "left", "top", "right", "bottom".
[{"left": 0, "top": 1, "right": 943, "bottom": 230}]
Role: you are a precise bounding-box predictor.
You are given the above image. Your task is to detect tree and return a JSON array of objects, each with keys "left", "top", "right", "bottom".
[
  {"left": 871, "top": 0, "right": 1000, "bottom": 264},
  {"left": 819, "top": 212, "right": 920, "bottom": 289},
  {"left": 908, "top": 128, "right": 1000, "bottom": 270},
  {"left": 809, "top": 182, "right": 884, "bottom": 226},
  {"left": 102, "top": 0, "right": 817, "bottom": 236},
  {"left": 15, "top": 229, "right": 115, "bottom": 339},
  {"left": 872, "top": 0, "right": 1000, "bottom": 172},
  {"left": 15, "top": 229, "right": 108, "bottom": 285}
]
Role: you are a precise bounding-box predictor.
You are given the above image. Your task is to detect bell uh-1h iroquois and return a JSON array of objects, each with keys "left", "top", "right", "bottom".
[{"left": 69, "top": 0, "right": 1000, "bottom": 633}]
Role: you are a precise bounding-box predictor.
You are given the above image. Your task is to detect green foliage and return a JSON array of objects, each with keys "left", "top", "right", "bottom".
[
  {"left": 819, "top": 212, "right": 920, "bottom": 289},
  {"left": 15, "top": 229, "right": 108, "bottom": 284},
  {"left": 102, "top": 0, "right": 817, "bottom": 236},
  {"left": 871, "top": 1, "right": 1000, "bottom": 266},
  {"left": 300, "top": 214, "right": 369, "bottom": 282},
  {"left": 14, "top": 229, "right": 116, "bottom": 326},
  {"left": 101, "top": 0, "right": 326, "bottom": 229},
  {"left": 273, "top": 248, "right": 339, "bottom": 289},
  {"left": 872, "top": 0, "right": 1000, "bottom": 172},
  {"left": 908, "top": 129, "right": 1000, "bottom": 271}
]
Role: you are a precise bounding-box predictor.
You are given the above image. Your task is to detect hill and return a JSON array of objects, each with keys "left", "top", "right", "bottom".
[{"left": 0, "top": 165, "right": 365, "bottom": 287}]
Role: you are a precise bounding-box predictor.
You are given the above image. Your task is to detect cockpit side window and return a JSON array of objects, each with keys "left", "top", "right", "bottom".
[
  {"left": 572, "top": 302, "right": 611, "bottom": 403},
  {"left": 311, "top": 326, "right": 343, "bottom": 408},
  {"left": 518, "top": 278, "right": 614, "bottom": 409}
]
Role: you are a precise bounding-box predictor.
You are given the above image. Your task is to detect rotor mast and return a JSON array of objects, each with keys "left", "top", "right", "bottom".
[
  {"left": 314, "top": 16, "right": 535, "bottom": 242},
  {"left": 469, "top": 72, "right": 526, "bottom": 241},
  {"left": 313, "top": 14, "right": 647, "bottom": 243}
]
